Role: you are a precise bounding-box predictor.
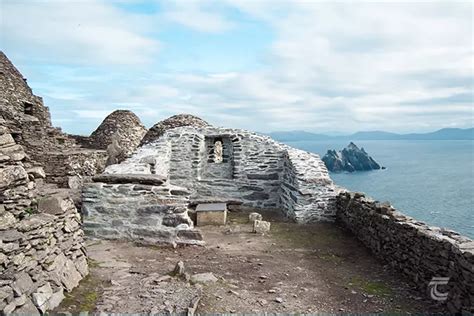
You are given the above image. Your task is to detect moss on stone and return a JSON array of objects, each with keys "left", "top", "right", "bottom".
[{"left": 56, "top": 274, "right": 102, "bottom": 313}]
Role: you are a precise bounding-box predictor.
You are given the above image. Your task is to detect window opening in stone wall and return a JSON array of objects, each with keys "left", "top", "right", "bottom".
[
  {"left": 24, "top": 102, "right": 33, "bottom": 115},
  {"left": 11, "top": 132, "right": 21, "bottom": 143},
  {"left": 214, "top": 139, "right": 223, "bottom": 163}
]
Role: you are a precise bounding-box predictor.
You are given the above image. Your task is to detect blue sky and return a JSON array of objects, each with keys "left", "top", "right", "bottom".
[{"left": 1, "top": 0, "right": 473, "bottom": 135}]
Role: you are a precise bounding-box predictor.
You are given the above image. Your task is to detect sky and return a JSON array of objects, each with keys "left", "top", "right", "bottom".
[{"left": 1, "top": 0, "right": 473, "bottom": 135}]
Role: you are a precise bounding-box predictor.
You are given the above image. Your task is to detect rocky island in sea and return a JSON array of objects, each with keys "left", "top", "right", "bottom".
[{"left": 322, "top": 142, "right": 383, "bottom": 172}]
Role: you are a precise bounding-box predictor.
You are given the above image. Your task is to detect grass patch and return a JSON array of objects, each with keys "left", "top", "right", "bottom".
[
  {"left": 56, "top": 274, "right": 102, "bottom": 313},
  {"left": 227, "top": 212, "right": 251, "bottom": 225},
  {"left": 88, "top": 258, "right": 100, "bottom": 268},
  {"left": 350, "top": 276, "right": 393, "bottom": 296},
  {"left": 317, "top": 252, "right": 344, "bottom": 264},
  {"left": 269, "top": 222, "right": 342, "bottom": 249}
]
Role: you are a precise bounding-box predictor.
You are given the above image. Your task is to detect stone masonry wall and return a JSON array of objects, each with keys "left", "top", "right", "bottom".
[
  {"left": 43, "top": 150, "right": 107, "bottom": 188},
  {"left": 82, "top": 177, "right": 203, "bottom": 246},
  {"left": 103, "top": 126, "right": 338, "bottom": 223},
  {"left": 336, "top": 191, "right": 473, "bottom": 313},
  {"left": 280, "top": 149, "right": 338, "bottom": 222},
  {"left": 1, "top": 124, "right": 87, "bottom": 314},
  {"left": 1, "top": 52, "right": 107, "bottom": 187},
  {"left": 0, "top": 196, "right": 88, "bottom": 314}
]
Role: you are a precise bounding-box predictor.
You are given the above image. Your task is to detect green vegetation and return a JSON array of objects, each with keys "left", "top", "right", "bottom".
[
  {"left": 58, "top": 274, "right": 102, "bottom": 313},
  {"left": 349, "top": 276, "right": 393, "bottom": 296}
]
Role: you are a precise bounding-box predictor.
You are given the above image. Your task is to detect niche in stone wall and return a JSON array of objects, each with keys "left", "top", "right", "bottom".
[
  {"left": 23, "top": 102, "right": 33, "bottom": 115},
  {"left": 202, "top": 136, "right": 233, "bottom": 179}
]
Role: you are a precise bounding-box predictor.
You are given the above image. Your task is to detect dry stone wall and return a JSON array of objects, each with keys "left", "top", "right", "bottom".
[
  {"left": 101, "top": 126, "right": 338, "bottom": 223},
  {"left": 140, "top": 114, "right": 209, "bottom": 145},
  {"left": 0, "top": 52, "right": 107, "bottom": 187},
  {"left": 88, "top": 110, "right": 147, "bottom": 159},
  {"left": 82, "top": 177, "right": 203, "bottom": 246},
  {"left": 0, "top": 196, "right": 88, "bottom": 315},
  {"left": 280, "top": 149, "right": 338, "bottom": 222},
  {"left": 43, "top": 150, "right": 107, "bottom": 188},
  {"left": 336, "top": 191, "right": 473, "bottom": 314},
  {"left": 1, "top": 125, "right": 87, "bottom": 314}
]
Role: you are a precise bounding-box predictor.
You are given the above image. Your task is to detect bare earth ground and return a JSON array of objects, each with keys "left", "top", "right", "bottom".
[{"left": 55, "top": 210, "right": 444, "bottom": 314}]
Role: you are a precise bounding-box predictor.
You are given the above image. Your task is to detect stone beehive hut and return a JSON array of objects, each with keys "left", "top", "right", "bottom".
[
  {"left": 140, "top": 114, "right": 209, "bottom": 145},
  {"left": 88, "top": 110, "right": 147, "bottom": 158},
  {"left": 83, "top": 122, "right": 338, "bottom": 245},
  {"left": 0, "top": 52, "right": 108, "bottom": 187}
]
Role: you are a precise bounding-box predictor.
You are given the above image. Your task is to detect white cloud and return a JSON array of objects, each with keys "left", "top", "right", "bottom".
[
  {"left": 2, "top": 0, "right": 471, "bottom": 134},
  {"left": 161, "top": 0, "right": 234, "bottom": 33},
  {"left": 1, "top": 0, "right": 160, "bottom": 65}
]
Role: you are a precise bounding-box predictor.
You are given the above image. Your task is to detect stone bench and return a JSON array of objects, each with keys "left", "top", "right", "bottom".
[{"left": 196, "top": 203, "right": 227, "bottom": 226}]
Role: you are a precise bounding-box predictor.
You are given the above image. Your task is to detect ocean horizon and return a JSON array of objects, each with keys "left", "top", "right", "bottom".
[{"left": 285, "top": 139, "right": 474, "bottom": 238}]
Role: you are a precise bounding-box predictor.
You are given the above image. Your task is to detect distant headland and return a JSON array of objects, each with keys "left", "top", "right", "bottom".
[{"left": 268, "top": 127, "right": 474, "bottom": 142}]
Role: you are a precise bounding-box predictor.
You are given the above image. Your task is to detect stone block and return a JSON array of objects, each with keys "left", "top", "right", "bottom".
[
  {"left": 32, "top": 282, "right": 53, "bottom": 313},
  {"left": 16, "top": 214, "right": 55, "bottom": 232},
  {"left": 0, "top": 133, "right": 14, "bottom": 147},
  {"left": 38, "top": 196, "right": 72, "bottom": 215},
  {"left": 12, "top": 272, "right": 34, "bottom": 296},
  {"left": 0, "top": 165, "right": 28, "bottom": 190},
  {"left": 177, "top": 229, "right": 203, "bottom": 241},
  {"left": 196, "top": 203, "right": 227, "bottom": 226},
  {"left": 74, "top": 255, "right": 89, "bottom": 277},
  {"left": 0, "top": 230, "right": 25, "bottom": 242},
  {"left": 253, "top": 220, "right": 271, "bottom": 234},
  {"left": 0, "top": 212, "right": 17, "bottom": 230},
  {"left": 60, "top": 259, "right": 82, "bottom": 292},
  {"left": 12, "top": 297, "right": 40, "bottom": 315},
  {"left": 47, "top": 288, "right": 65, "bottom": 310},
  {"left": 190, "top": 272, "right": 218, "bottom": 284},
  {"left": 26, "top": 167, "right": 46, "bottom": 179},
  {"left": 249, "top": 212, "right": 263, "bottom": 222}
]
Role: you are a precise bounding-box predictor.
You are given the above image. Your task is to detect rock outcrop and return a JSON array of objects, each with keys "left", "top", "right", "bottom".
[
  {"left": 140, "top": 114, "right": 209, "bottom": 145},
  {"left": 88, "top": 110, "right": 147, "bottom": 159},
  {"left": 322, "top": 142, "right": 382, "bottom": 172}
]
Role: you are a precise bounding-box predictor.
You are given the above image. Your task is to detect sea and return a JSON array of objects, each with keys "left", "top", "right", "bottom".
[{"left": 284, "top": 140, "right": 474, "bottom": 238}]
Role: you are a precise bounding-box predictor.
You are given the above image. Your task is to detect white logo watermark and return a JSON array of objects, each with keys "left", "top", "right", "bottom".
[{"left": 428, "top": 277, "right": 450, "bottom": 301}]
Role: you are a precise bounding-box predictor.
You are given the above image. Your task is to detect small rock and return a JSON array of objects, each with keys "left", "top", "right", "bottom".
[
  {"left": 268, "top": 289, "right": 276, "bottom": 293},
  {"left": 228, "top": 290, "right": 240, "bottom": 297},
  {"left": 275, "top": 297, "right": 283, "bottom": 303},
  {"left": 249, "top": 212, "right": 263, "bottom": 222},
  {"left": 253, "top": 220, "right": 271, "bottom": 234},
  {"left": 190, "top": 272, "right": 218, "bottom": 284},
  {"left": 172, "top": 261, "right": 185, "bottom": 277}
]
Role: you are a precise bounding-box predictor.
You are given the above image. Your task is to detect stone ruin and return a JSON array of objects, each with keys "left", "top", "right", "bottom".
[
  {"left": 83, "top": 125, "right": 338, "bottom": 245},
  {"left": 1, "top": 123, "right": 87, "bottom": 314},
  {"left": 0, "top": 52, "right": 107, "bottom": 188},
  {"left": 140, "top": 114, "right": 210, "bottom": 145},
  {"left": 79, "top": 110, "right": 147, "bottom": 163},
  {"left": 1, "top": 51, "right": 473, "bottom": 314}
]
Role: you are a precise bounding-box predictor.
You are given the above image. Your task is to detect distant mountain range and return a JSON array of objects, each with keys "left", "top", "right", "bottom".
[{"left": 268, "top": 127, "right": 474, "bottom": 141}]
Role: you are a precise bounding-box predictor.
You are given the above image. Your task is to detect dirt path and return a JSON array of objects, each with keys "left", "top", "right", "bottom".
[{"left": 56, "top": 211, "right": 443, "bottom": 314}]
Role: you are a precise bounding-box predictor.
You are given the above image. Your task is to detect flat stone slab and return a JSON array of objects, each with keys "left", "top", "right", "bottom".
[
  {"left": 189, "top": 198, "right": 243, "bottom": 207},
  {"left": 196, "top": 203, "right": 227, "bottom": 212},
  {"left": 196, "top": 203, "right": 227, "bottom": 226},
  {"left": 92, "top": 174, "right": 167, "bottom": 186}
]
